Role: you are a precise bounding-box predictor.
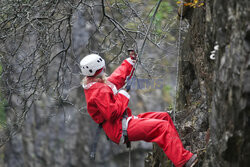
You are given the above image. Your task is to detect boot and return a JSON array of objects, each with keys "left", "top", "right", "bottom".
[{"left": 184, "top": 154, "right": 198, "bottom": 167}]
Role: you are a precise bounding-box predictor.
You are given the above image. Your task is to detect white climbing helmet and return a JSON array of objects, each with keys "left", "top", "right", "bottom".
[{"left": 80, "top": 54, "right": 105, "bottom": 76}]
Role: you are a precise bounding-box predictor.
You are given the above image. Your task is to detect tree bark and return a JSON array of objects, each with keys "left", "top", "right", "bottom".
[{"left": 147, "top": 0, "right": 250, "bottom": 166}]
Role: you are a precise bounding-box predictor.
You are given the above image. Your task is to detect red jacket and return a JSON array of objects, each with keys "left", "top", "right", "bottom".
[{"left": 83, "top": 58, "right": 134, "bottom": 144}]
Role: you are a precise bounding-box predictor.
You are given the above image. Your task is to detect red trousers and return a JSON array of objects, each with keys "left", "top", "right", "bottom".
[{"left": 127, "top": 112, "right": 193, "bottom": 167}]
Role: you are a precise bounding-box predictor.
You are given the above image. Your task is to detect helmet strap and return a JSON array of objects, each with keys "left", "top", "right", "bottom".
[{"left": 88, "top": 67, "right": 104, "bottom": 78}]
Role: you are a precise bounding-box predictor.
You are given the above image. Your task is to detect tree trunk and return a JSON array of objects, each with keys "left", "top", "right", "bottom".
[{"left": 147, "top": 0, "right": 250, "bottom": 166}]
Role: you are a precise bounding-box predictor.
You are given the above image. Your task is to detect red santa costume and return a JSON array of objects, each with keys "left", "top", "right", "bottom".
[{"left": 81, "top": 54, "right": 197, "bottom": 167}]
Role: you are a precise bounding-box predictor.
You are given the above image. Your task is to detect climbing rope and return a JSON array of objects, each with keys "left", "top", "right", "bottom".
[
  {"left": 125, "top": 0, "right": 163, "bottom": 91},
  {"left": 128, "top": 147, "right": 131, "bottom": 167}
]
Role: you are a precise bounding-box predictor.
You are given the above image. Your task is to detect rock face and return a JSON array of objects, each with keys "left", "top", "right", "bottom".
[
  {"left": 204, "top": 0, "right": 250, "bottom": 166},
  {"left": 147, "top": 0, "right": 250, "bottom": 166}
]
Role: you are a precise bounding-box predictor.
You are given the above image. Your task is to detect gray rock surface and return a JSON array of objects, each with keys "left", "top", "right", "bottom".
[{"left": 204, "top": 0, "right": 250, "bottom": 166}]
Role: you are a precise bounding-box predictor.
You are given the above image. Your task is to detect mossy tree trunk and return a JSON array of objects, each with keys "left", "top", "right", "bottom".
[{"left": 146, "top": 0, "right": 250, "bottom": 166}]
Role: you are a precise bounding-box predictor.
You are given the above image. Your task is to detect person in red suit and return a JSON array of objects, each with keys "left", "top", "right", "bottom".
[{"left": 80, "top": 52, "right": 198, "bottom": 167}]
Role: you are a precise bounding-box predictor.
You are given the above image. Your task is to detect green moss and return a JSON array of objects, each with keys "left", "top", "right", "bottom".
[
  {"left": 149, "top": 1, "right": 173, "bottom": 20},
  {"left": 0, "top": 99, "right": 7, "bottom": 124},
  {"left": 162, "top": 85, "right": 173, "bottom": 104},
  {"left": 149, "top": 1, "right": 174, "bottom": 35},
  {"left": 191, "top": 100, "right": 202, "bottom": 108},
  {"left": 0, "top": 147, "right": 4, "bottom": 165},
  {"left": 168, "top": 104, "right": 173, "bottom": 110},
  {"left": 125, "top": 22, "right": 138, "bottom": 29}
]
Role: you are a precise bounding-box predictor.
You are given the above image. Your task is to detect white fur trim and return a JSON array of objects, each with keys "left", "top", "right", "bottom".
[
  {"left": 106, "top": 81, "right": 118, "bottom": 94},
  {"left": 82, "top": 82, "right": 97, "bottom": 89},
  {"left": 118, "top": 90, "right": 130, "bottom": 99},
  {"left": 125, "top": 58, "right": 135, "bottom": 66}
]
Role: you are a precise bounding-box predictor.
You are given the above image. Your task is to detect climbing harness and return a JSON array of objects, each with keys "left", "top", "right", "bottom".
[{"left": 122, "top": 111, "right": 131, "bottom": 148}]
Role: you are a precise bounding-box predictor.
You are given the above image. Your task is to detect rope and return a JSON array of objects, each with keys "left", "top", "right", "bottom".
[
  {"left": 128, "top": 147, "right": 131, "bottom": 167},
  {"left": 125, "top": 0, "right": 163, "bottom": 91}
]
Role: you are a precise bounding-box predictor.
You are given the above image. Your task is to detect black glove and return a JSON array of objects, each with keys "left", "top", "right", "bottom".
[{"left": 128, "top": 49, "right": 137, "bottom": 60}]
